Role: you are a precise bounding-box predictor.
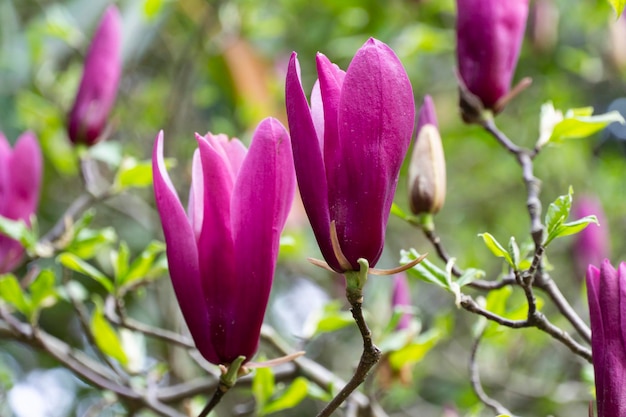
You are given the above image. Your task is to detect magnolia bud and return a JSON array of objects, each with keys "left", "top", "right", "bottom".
[{"left": 408, "top": 96, "right": 446, "bottom": 215}]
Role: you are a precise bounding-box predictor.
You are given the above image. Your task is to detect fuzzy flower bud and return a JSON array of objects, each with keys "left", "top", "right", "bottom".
[
  {"left": 408, "top": 96, "right": 446, "bottom": 216},
  {"left": 456, "top": 0, "right": 529, "bottom": 112},
  {"left": 68, "top": 5, "right": 121, "bottom": 146}
]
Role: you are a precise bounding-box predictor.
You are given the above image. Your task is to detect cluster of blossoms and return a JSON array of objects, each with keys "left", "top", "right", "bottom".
[{"left": 1, "top": 2, "right": 624, "bottom": 416}]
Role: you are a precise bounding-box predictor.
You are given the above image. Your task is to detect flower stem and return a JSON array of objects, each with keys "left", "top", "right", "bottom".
[
  {"left": 198, "top": 356, "right": 246, "bottom": 417},
  {"left": 316, "top": 260, "right": 381, "bottom": 417}
]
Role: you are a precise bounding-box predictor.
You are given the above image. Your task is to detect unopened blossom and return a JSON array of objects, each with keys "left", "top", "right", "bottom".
[
  {"left": 285, "top": 38, "right": 415, "bottom": 272},
  {"left": 392, "top": 273, "right": 412, "bottom": 330},
  {"left": 0, "top": 132, "right": 42, "bottom": 273},
  {"left": 586, "top": 260, "right": 626, "bottom": 417},
  {"left": 408, "top": 95, "right": 446, "bottom": 216},
  {"left": 572, "top": 196, "right": 609, "bottom": 278},
  {"left": 152, "top": 118, "right": 295, "bottom": 365},
  {"left": 68, "top": 5, "right": 121, "bottom": 146},
  {"left": 456, "top": 0, "right": 529, "bottom": 111}
]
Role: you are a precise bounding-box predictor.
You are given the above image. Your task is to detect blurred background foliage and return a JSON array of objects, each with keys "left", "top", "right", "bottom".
[{"left": 0, "top": 0, "right": 625, "bottom": 416}]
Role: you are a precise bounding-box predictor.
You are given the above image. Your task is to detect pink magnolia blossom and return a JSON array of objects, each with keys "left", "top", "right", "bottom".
[{"left": 152, "top": 118, "right": 295, "bottom": 365}]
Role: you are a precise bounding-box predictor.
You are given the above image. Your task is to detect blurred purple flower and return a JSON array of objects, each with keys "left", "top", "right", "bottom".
[
  {"left": 392, "top": 273, "right": 412, "bottom": 330},
  {"left": 586, "top": 260, "right": 626, "bottom": 417},
  {"left": 68, "top": 5, "right": 121, "bottom": 146},
  {"left": 0, "top": 132, "right": 42, "bottom": 273},
  {"left": 408, "top": 95, "right": 446, "bottom": 215},
  {"left": 285, "top": 38, "right": 415, "bottom": 272},
  {"left": 152, "top": 118, "right": 295, "bottom": 365},
  {"left": 456, "top": 0, "right": 529, "bottom": 110},
  {"left": 572, "top": 196, "right": 609, "bottom": 278}
]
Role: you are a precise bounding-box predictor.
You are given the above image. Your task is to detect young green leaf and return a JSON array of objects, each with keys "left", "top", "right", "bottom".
[
  {"left": 66, "top": 227, "right": 117, "bottom": 259},
  {"left": 401, "top": 249, "right": 449, "bottom": 290},
  {"left": 90, "top": 298, "right": 128, "bottom": 365},
  {"left": 29, "top": 269, "right": 58, "bottom": 321},
  {"left": 0, "top": 216, "right": 38, "bottom": 252},
  {"left": 111, "top": 241, "right": 130, "bottom": 283},
  {"left": 118, "top": 241, "right": 166, "bottom": 289},
  {"left": 543, "top": 187, "right": 573, "bottom": 246},
  {"left": 508, "top": 237, "right": 520, "bottom": 270},
  {"left": 261, "top": 377, "right": 309, "bottom": 415},
  {"left": 0, "top": 274, "right": 30, "bottom": 316},
  {"left": 113, "top": 157, "right": 155, "bottom": 191},
  {"left": 253, "top": 366, "right": 275, "bottom": 412},
  {"left": 478, "top": 233, "right": 514, "bottom": 268},
  {"left": 57, "top": 253, "right": 113, "bottom": 293}
]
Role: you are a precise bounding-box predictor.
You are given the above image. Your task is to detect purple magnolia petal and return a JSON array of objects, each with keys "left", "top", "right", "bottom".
[
  {"left": 310, "top": 80, "right": 324, "bottom": 147},
  {"left": 392, "top": 273, "right": 412, "bottom": 330},
  {"left": 194, "top": 134, "right": 238, "bottom": 361},
  {"left": 456, "top": 0, "right": 529, "bottom": 109},
  {"left": 227, "top": 118, "right": 295, "bottom": 362},
  {"left": 332, "top": 38, "right": 415, "bottom": 268},
  {"left": 152, "top": 131, "right": 217, "bottom": 364},
  {"left": 0, "top": 133, "right": 9, "bottom": 215},
  {"left": 285, "top": 53, "right": 337, "bottom": 270},
  {"left": 68, "top": 5, "right": 122, "bottom": 145}
]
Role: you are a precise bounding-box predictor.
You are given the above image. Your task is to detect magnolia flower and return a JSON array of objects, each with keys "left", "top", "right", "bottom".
[
  {"left": 586, "top": 260, "right": 626, "bottom": 417},
  {"left": 0, "top": 132, "right": 42, "bottom": 273},
  {"left": 285, "top": 38, "right": 415, "bottom": 272},
  {"left": 456, "top": 0, "right": 529, "bottom": 112},
  {"left": 68, "top": 5, "right": 121, "bottom": 146},
  {"left": 408, "top": 95, "right": 446, "bottom": 216},
  {"left": 152, "top": 118, "right": 295, "bottom": 365}
]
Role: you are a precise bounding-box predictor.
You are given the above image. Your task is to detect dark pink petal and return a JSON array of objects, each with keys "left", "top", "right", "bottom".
[
  {"left": 332, "top": 38, "right": 415, "bottom": 268},
  {"left": 194, "top": 134, "right": 238, "bottom": 363},
  {"left": 0, "top": 133, "right": 9, "bottom": 215},
  {"left": 417, "top": 95, "right": 439, "bottom": 132},
  {"left": 456, "top": 0, "right": 529, "bottom": 109},
  {"left": 5, "top": 132, "right": 42, "bottom": 223},
  {"left": 392, "top": 273, "right": 412, "bottom": 330},
  {"left": 285, "top": 53, "right": 338, "bottom": 270},
  {"left": 152, "top": 131, "right": 217, "bottom": 363},
  {"left": 68, "top": 5, "right": 122, "bottom": 146},
  {"left": 310, "top": 80, "right": 324, "bottom": 146},
  {"left": 572, "top": 196, "right": 609, "bottom": 278},
  {"left": 226, "top": 118, "right": 295, "bottom": 362}
]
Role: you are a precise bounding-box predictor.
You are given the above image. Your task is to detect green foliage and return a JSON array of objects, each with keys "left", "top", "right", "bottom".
[
  {"left": 253, "top": 367, "right": 309, "bottom": 415},
  {"left": 0, "top": 215, "right": 38, "bottom": 255},
  {"left": 90, "top": 297, "right": 128, "bottom": 366},
  {"left": 543, "top": 187, "right": 598, "bottom": 247},
  {"left": 113, "top": 157, "right": 156, "bottom": 192},
  {"left": 0, "top": 270, "right": 58, "bottom": 323},
  {"left": 608, "top": 0, "right": 626, "bottom": 17},
  {"left": 304, "top": 300, "right": 354, "bottom": 337},
  {"left": 537, "top": 102, "right": 624, "bottom": 147},
  {"left": 57, "top": 252, "right": 113, "bottom": 293}
]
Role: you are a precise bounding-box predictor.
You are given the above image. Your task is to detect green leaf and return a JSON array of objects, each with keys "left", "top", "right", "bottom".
[
  {"left": 388, "top": 328, "right": 441, "bottom": 370},
  {"left": 262, "top": 377, "right": 308, "bottom": 415},
  {"left": 609, "top": 0, "right": 626, "bottom": 17},
  {"left": 456, "top": 268, "right": 485, "bottom": 288},
  {"left": 29, "top": 270, "right": 58, "bottom": 321},
  {"left": 0, "top": 274, "right": 30, "bottom": 315},
  {"left": 306, "top": 301, "right": 354, "bottom": 337},
  {"left": 0, "top": 215, "right": 37, "bottom": 252},
  {"left": 91, "top": 298, "right": 128, "bottom": 365},
  {"left": 543, "top": 187, "right": 574, "bottom": 246},
  {"left": 66, "top": 227, "right": 117, "bottom": 259},
  {"left": 390, "top": 202, "right": 410, "bottom": 220},
  {"left": 118, "top": 241, "right": 166, "bottom": 288},
  {"left": 507, "top": 237, "right": 520, "bottom": 270},
  {"left": 548, "top": 216, "right": 598, "bottom": 244},
  {"left": 113, "top": 157, "right": 155, "bottom": 191},
  {"left": 253, "top": 366, "right": 275, "bottom": 412},
  {"left": 57, "top": 253, "right": 113, "bottom": 293},
  {"left": 401, "top": 249, "right": 450, "bottom": 290},
  {"left": 111, "top": 241, "right": 130, "bottom": 284},
  {"left": 537, "top": 102, "right": 625, "bottom": 147},
  {"left": 478, "top": 233, "right": 514, "bottom": 268}
]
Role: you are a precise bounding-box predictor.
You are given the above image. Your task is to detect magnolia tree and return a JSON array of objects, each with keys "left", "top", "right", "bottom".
[{"left": 1, "top": 1, "right": 625, "bottom": 416}]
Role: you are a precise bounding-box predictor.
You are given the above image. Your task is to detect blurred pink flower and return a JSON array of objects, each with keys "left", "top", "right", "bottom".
[
  {"left": 68, "top": 5, "right": 121, "bottom": 146},
  {"left": 0, "top": 132, "right": 42, "bottom": 273},
  {"left": 572, "top": 196, "right": 609, "bottom": 279}
]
